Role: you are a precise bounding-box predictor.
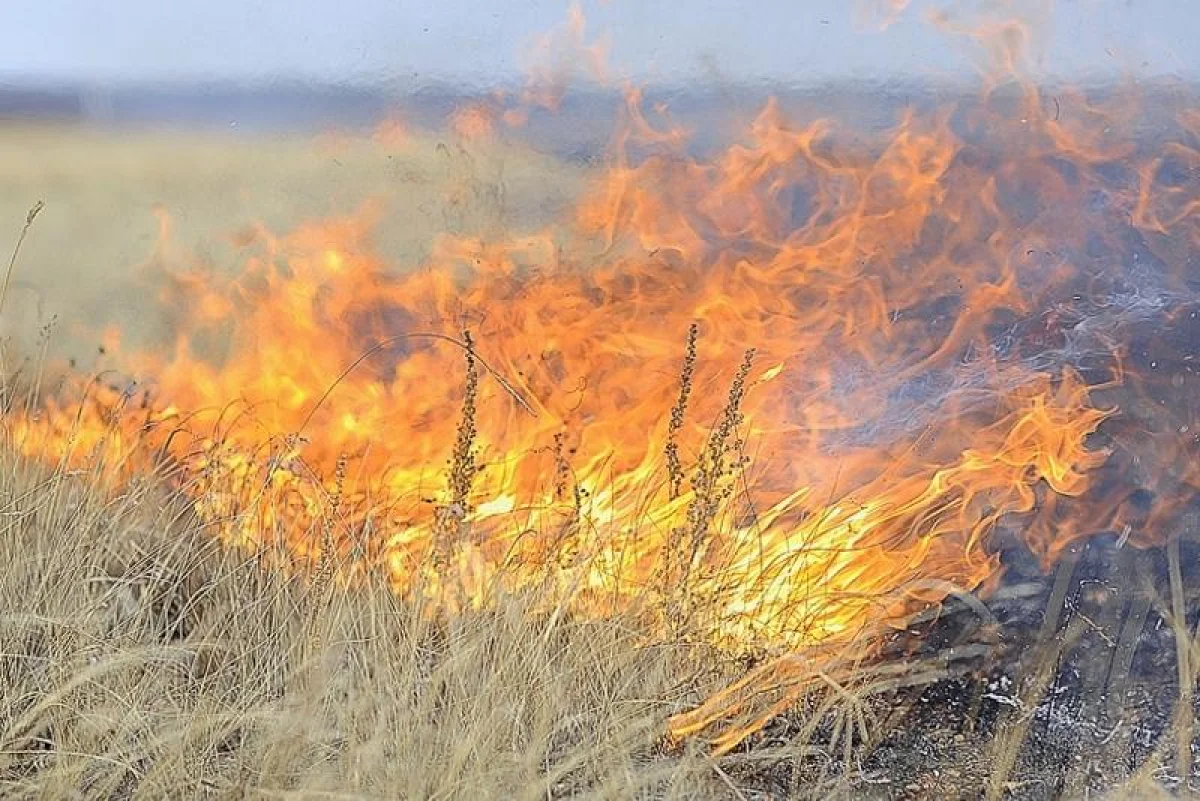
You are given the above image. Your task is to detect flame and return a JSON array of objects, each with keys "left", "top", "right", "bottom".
[
  {"left": 856, "top": 0, "right": 914, "bottom": 32},
  {"left": 450, "top": 103, "right": 498, "bottom": 141},
  {"left": 372, "top": 116, "right": 411, "bottom": 149},
  {"left": 9, "top": 4, "right": 1200, "bottom": 753},
  {"left": 518, "top": 1, "right": 612, "bottom": 114}
]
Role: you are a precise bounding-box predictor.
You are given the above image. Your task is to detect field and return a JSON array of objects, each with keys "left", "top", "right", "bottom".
[
  {"left": 0, "top": 126, "right": 740, "bottom": 799},
  {"left": 0, "top": 123, "right": 1197, "bottom": 800},
  {"left": 0, "top": 124, "right": 585, "bottom": 358}
]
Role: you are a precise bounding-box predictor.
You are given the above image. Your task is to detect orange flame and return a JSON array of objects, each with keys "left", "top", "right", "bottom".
[
  {"left": 372, "top": 115, "right": 411, "bottom": 149},
  {"left": 450, "top": 103, "right": 498, "bottom": 140}
]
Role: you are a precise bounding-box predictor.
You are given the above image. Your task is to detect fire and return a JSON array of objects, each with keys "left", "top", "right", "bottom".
[
  {"left": 7, "top": 4, "right": 1200, "bottom": 753},
  {"left": 373, "top": 116, "right": 411, "bottom": 149},
  {"left": 450, "top": 103, "right": 498, "bottom": 140}
]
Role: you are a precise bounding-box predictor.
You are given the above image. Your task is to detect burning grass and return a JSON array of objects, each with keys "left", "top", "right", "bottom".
[
  {"left": 0, "top": 451, "right": 729, "bottom": 798},
  {"left": 1, "top": 381, "right": 1199, "bottom": 799},
  {"left": 3, "top": 7, "right": 1200, "bottom": 793}
]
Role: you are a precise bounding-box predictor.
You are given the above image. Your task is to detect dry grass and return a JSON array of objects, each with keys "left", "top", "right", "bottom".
[
  {"left": 4, "top": 444, "right": 1198, "bottom": 800},
  {"left": 0, "top": 452, "right": 741, "bottom": 799}
]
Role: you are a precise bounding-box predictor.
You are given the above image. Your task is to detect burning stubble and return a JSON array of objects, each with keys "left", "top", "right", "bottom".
[{"left": 2, "top": 3, "right": 1200, "bottom": 792}]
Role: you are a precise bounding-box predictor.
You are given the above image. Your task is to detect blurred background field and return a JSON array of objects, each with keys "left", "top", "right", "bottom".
[{"left": 0, "top": 122, "right": 587, "bottom": 360}]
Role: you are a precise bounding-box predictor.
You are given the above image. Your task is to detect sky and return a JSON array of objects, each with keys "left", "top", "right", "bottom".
[{"left": 0, "top": 0, "right": 1196, "bottom": 88}]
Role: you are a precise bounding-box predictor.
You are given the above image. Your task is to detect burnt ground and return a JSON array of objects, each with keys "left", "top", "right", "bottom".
[
  {"left": 708, "top": 533, "right": 1200, "bottom": 800},
  {"left": 684, "top": 303, "right": 1200, "bottom": 800}
]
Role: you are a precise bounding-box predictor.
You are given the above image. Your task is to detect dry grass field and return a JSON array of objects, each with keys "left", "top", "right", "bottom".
[
  {"left": 3, "top": 415, "right": 1192, "bottom": 800},
  {"left": 1, "top": 123, "right": 1199, "bottom": 800},
  {"left": 0, "top": 125, "right": 742, "bottom": 799},
  {"left": 0, "top": 124, "right": 585, "bottom": 359}
]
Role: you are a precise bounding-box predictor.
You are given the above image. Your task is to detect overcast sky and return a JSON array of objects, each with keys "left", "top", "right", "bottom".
[{"left": 0, "top": 0, "right": 1196, "bottom": 88}]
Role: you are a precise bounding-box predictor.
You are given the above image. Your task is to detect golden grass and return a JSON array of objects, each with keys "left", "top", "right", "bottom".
[
  {"left": 0, "top": 452, "right": 740, "bottom": 799},
  {"left": 4, "top": 444, "right": 1197, "bottom": 799}
]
